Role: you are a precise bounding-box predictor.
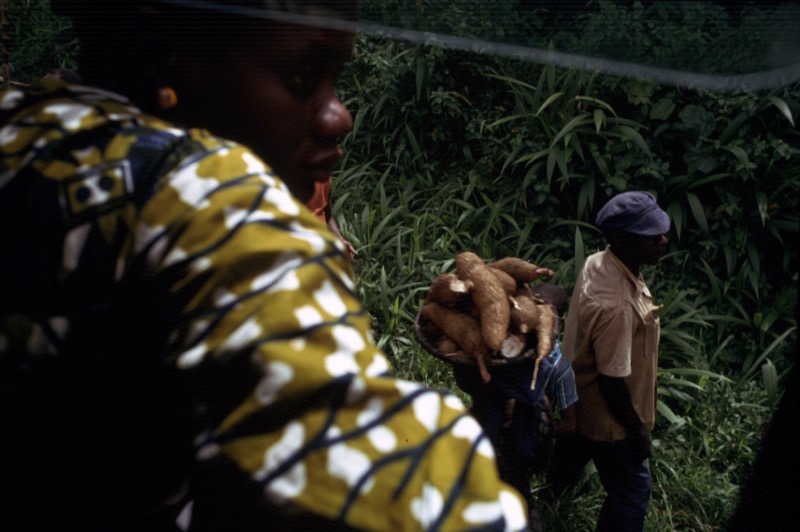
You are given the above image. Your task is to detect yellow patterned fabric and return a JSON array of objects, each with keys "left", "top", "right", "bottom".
[{"left": 0, "top": 81, "right": 527, "bottom": 531}]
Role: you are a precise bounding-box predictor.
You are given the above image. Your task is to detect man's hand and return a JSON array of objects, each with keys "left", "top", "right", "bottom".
[
  {"left": 598, "top": 374, "right": 653, "bottom": 461},
  {"left": 327, "top": 218, "right": 358, "bottom": 262},
  {"left": 340, "top": 237, "right": 358, "bottom": 262},
  {"left": 629, "top": 425, "right": 653, "bottom": 462}
]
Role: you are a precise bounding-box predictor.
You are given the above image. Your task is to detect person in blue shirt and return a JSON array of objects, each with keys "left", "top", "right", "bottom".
[{"left": 532, "top": 282, "right": 578, "bottom": 438}]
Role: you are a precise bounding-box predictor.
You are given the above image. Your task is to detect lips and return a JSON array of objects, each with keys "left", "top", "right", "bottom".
[{"left": 304, "top": 147, "right": 343, "bottom": 180}]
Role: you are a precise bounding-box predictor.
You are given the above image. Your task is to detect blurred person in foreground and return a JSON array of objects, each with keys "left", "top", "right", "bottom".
[
  {"left": 545, "top": 191, "right": 670, "bottom": 532},
  {"left": 0, "top": 1, "right": 528, "bottom": 529}
]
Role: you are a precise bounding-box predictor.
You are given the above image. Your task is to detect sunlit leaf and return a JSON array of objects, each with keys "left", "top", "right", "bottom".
[{"left": 767, "top": 95, "right": 795, "bottom": 127}]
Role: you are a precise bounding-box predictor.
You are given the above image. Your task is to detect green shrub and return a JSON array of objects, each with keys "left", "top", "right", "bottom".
[
  {"left": 4, "top": 0, "right": 78, "bottom": 83},
  {"left": 336, "top": 3, "right": 796, "bottom": 529}
]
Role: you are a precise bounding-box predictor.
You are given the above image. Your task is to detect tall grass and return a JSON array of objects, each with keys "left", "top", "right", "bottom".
[
  {"left": 335, "top": 26, "right": 796, "bottom": 529},
  {"left": 333, "top": 156, "right": 780, "bottom": 530}
]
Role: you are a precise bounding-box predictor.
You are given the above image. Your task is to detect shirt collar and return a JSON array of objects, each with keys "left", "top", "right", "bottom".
[{"left": 604, "top": 245, "right": 648, "bottom": 296}]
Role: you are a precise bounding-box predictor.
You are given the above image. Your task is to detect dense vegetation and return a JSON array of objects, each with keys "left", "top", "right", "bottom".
[
  {"left": 337, "top": 3, "right": 799, "bottom": 530},
  {"left": 8, "top": 1, "right": 798, "bottom": 529}
]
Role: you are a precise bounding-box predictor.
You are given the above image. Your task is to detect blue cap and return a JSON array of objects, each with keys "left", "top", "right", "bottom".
[{"left": 595, "top": 191, "right": 670, "bottom": 236}]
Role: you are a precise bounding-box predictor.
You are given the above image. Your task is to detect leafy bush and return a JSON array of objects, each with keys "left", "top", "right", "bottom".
[
  {"left": 4, "top": 0, "right": 78, "bottom": 83},
  {"left": 336, "top": 3, "right": 797, "bottom": 529}
]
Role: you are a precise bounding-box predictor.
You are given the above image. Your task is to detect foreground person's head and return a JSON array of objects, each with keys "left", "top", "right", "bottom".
[{"left": 52, "top": 0, "right": 359, "bottom": 203}]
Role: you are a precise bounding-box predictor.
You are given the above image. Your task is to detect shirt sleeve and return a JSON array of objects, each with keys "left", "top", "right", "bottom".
[
  {"left": 133, "top": 142, "right": 528, "bottom": 531},
  {"left": 553, "top": 357, "right": 579, "bottom": 411}
]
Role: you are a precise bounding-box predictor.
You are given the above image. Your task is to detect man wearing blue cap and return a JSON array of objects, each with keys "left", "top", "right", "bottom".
[{"left": 546, "top": 191, "right": 670, "bottom": 532}]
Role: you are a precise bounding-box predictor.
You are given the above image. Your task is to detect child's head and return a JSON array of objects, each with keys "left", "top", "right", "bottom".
[{"left": 530, "top": 282, "right": 567, "bottom": 318}]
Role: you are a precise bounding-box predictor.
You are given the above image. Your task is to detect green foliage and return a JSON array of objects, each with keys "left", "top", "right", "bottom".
[
  {"left": 4, "top": 0, "right": 78, "bottom": 83},
  {"left": 535, "top": 377, "right": 771, "bottom": 531},
  {"left": 531, "top": 1, "right": 800, "bottom": 75},
  {"left": 336, "top": 3, "right": 797, "bottom": 529}
]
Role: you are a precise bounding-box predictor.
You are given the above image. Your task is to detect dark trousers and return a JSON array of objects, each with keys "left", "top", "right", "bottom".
[
  {"left": 546, "top": 433, "right": 651, "bottom": 532},
  {"left": 452, "top": 364, "right": 541, "bottom": 510}
]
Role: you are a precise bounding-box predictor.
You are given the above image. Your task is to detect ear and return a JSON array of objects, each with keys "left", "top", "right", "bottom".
[
  {"left": 603, "top": 229, "right": 621, "bottom": 244},
  {"left": 129, "top": 5, "right": 185, "bottom": 115}
]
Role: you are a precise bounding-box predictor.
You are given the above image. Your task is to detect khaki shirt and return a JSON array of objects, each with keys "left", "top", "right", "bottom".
[{"left": 563, "top": 247, "right": 660, "bottom": 441}]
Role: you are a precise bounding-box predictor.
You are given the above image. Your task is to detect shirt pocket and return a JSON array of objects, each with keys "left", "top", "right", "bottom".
[{"left": 641, "top": 304, "right": 661, "bottom": 359}]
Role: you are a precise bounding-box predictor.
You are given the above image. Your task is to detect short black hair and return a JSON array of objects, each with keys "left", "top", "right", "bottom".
[
  {"left": 530, "top": 282, "right": 567, "bottom": 318},
  {"left": 43, "top": 68, "right": 83, "bottom": 84}
]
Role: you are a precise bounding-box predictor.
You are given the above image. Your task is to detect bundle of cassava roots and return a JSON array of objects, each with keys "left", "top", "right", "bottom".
[{"left": 420, "top": 251, "right": 556, "bottom": 388}]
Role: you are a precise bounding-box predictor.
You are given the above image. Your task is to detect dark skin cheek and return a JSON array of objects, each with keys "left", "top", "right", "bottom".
[
  {"left": 609, "top": 234, "right": 667, "bottom": 273},
  {"left": 289, "top": 179, "right": 316, "bottom": 204},
  {"left": 174, "top": 28, "right": 353, "bottom": 202},
  {"left": 182, "top": 64, "right": 301, "bottom": 179}
]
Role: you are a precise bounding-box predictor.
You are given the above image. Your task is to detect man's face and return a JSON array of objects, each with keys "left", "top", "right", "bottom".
[
  {"left": 609, "top": 231, "right": 669, "bottom": 270},
  {"left": 631, "top": 233, "right": 669, "bottom": 265},
  {"left": 183, "top": 21, "right": 355, "bottom": 204}
]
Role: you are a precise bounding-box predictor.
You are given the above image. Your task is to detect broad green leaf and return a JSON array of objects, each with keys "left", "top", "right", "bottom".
[
  {"left": 679, "top": 104, "right": 716, "bottom": 137},
  {"left": 724, "top": 144, "right": 752, "bottom": 167},
  {"left": 574, "top": 227, "right": 585, "bottom": 273},
  {"left": 578, "top": 178, "right": 594, "bottom": 218},
  {"left": 483, "top": 113, "right": 531, "bottom": 130},
  {"left": 555, "top": 149, "right": 569, "bottom": 183},
  {"left": 515, "top": 148, "right": 550, "bottom": 166},
  {"left": 762, "top": 361, "right": 779, "bottom": 403},
  {"left": 415, "top": 54, "right": 426, "bottom": 101},
  {"left": 608, "top": 176, "right": 627, "bottom": 191},
  {"left": 687, "top": 172, "right": 733, "bottom": 189},
  {"left": 748, "top": 270, "right": 759, "bottom": 303},
  {"left": 593, "top": 108, "right": 605, "bottom": 132},
  {"left": 550, "top": 114, "right": 592, "bottom": 147},
  {"left": 700, "top": 258, "right": 722, "bottom": 300},
  {"left": 725, "top": 294, "right": 750, "bottom": 322},
  {"left": 667, "top": 202, "right": 683, "bottom": 239},
  {"left": 662, "top": 378, "right": 705, "bottom": 392},
  {"left": 756, "top": 192, "right": 769, "bottom": 225},
  {"left": 656, "top": 400, "right": 683, "bottom": 424},
  {"left": 661, "top": 367, "right": 731, "bottom": 381},
  {"left": 767, "top": 95, "right": 795, "bottom": 127},
  {"left": 586, "top": 145, "right": 607, "bottom": 178},
  {"left": 746, "top": 242, "right": 760, "bottom": 276},
  {"left": 485, "top": 72, "right": 537, "bottom": 91},
  {"left": 743, "top": 327, "right": 797, "bottom": 381},
  {"left": 536, "top": 92, "right": 565, "bottom": 116},
  {"left": 662, "top": 333, "right": 697, "bottom": 355},
  {"left": 371, "top": 91, "right": 392, "bottom": 121},
  {"left": 718, "top": 109, "right": 752, "bottom": 144},
  {"left": 614, "top": 124, "right": 652, "bottom": 157},
  {"left": 722, "top": 245, "right": 736, "bottom": 277},
  {"left": 686, "top": 192, "right": 709, "bottom": 233},
  {"left": 404, "top": 124, "right": 422, "bottom": 159},
  {"left": 546, "top": 145, "right": 559, "bottom": 185},
  {"left": 649, "top": 97, "right": 676, "bottom": 120},
  {"left": 574, "top": 96, "right": 617, "bottom": 116},
  {"left": 545, "top": 61, "right": 556, "bottom": 91}
]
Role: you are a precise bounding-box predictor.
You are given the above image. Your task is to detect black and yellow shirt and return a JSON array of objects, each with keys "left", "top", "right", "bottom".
[{"left": 0, "top": 81, "right": 527, "bottom": 531}]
